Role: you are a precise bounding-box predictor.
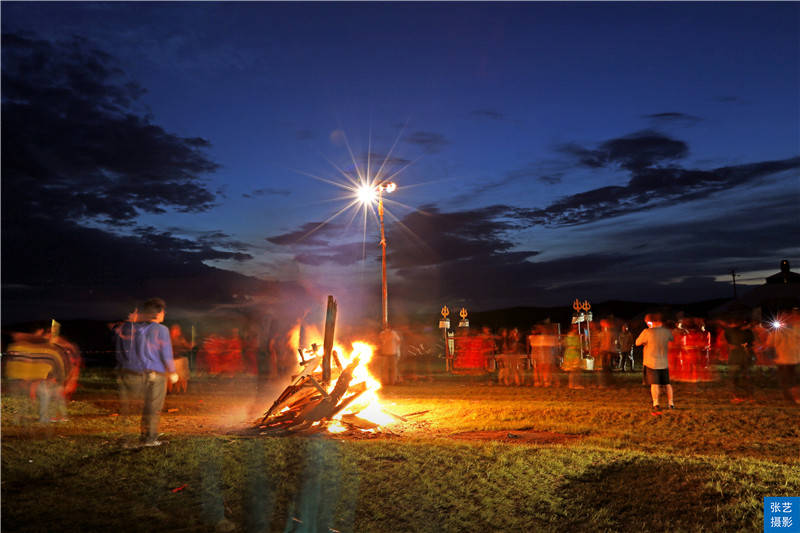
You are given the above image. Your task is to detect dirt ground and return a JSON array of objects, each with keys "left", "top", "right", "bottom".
[{"left": 2, "top": 375, "right": 584, "bottom": 445}]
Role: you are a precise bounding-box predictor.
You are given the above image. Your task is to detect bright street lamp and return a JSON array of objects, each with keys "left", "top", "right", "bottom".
[{"left": 358, "top": 181, "right": 396, "bottom": 329}]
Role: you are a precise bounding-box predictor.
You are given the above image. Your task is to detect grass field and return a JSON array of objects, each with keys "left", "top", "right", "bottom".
[{"left": 2, "top": 369, "right": 798, "bottom": 532}]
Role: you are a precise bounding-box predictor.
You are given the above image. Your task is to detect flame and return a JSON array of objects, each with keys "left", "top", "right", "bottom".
[
  {"left": 290, "top": 327, "right": 396, "bottom": 433},
  {"left": 327, "top": 420, "right": 348, "bottom": 433}
]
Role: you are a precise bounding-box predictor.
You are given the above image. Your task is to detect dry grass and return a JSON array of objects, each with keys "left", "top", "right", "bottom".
[{"left": 2, "top": 370, "right": 798, "bottom": 532}]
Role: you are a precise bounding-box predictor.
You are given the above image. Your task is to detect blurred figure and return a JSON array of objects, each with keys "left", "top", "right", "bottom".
[
  {"left": 668, "top": 320, "right": 686, "bottom": 381},
  {"left": 497, "top": 327, "right": 525, "bottom": 386},
  {"left": 267, "top": 336, "right": 280, "bottom": 379},
  {"left": 710, "top": 320, "right": 729, "bottom": 364},
  {"left": 562, "top": 325, "right": 584, "bottom": 389},
  {"left": 453, "top": 329, "right": 486, "bottom": 375},
  {"left": 680, "top": 319, "right": 712, "bottom": 386},
  {"left": 114, "top": 298, "right": 178, "bottom": 447},
  {"left": 168, "top": 324, "right": 191, "bottom": 393},
  {"left": 617, "top": 323, "right": 635, "bottom": 371},
  {"left": 497, "top": 328, "right": 510, "bottom": 354},
  {"left": 479, "top": 326, "right": 497, "bottom": 372},
  {"left": 377, "top": 327, "right": 401, "bottom": 385},
  {"left": 597, "top": 319, "right": 617, "bottom": 388},
  {"left": 4, "top": 328, "right": 80, "bottom": 423},
  {"left": 724, "top": 317, "right": 755, "bottom": 402},
  {"left": 241, "top": 325, "right": 260, "bottom": 375},
  {"left": 636, "top": 313, "right": 675, "bottom": 411},
  {"left": 529, "top": 324, "right": 558, "bottom": 387},
  {"left": 508, "top": 328, "right": 524, "bottom": 354},
  {"left": 767, "top": 308, "right": 800, "bottom": 404},
  {"left": 196, "top": 330, "right": 246, "bottom": 375},
  {"left": 527, "top": 326, "right": 540, "bottom": 386}
]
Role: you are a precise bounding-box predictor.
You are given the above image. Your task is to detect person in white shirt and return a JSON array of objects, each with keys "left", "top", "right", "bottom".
[{"left": 635, "top": 313, "right": 675, "bottom": 411}]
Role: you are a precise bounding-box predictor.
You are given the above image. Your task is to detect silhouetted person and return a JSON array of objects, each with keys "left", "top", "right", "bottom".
[
  {"left": 724, "top": 317, "right": 755, "bottom": 402},
  {"left": 617, "top": 324, "right": 635, "bottom": 371}
]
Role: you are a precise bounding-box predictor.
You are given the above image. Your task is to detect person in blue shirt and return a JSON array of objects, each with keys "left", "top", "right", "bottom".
[{"left": 115, "top": 297, "right": 177, "bottom": 446}]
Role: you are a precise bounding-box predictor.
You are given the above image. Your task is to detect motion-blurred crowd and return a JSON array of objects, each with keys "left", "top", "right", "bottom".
[
  {"left": 2, "top": 303, "right": 799, "bottom": 427},
  {"left": 447, "top": 308, "right": 800, "bottom": 404}
]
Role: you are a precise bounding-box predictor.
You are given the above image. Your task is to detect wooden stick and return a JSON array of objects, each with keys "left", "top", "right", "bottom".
[
  {"left": 306, "top": 375, "right": 330, "bottom": 399},
  {"left": 322, "top": 295, "right": 337, "bottom": 385},
  {"left": 383, "top": 410, "right": 407, "bottom": 422},
  {"left": 402, "top": 410, "right": 431, "bottom": 418}
]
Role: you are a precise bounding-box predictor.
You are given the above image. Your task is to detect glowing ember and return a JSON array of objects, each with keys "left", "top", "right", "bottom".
[{"left": 326, "top": 420, "right": 348, "bottom": 434}]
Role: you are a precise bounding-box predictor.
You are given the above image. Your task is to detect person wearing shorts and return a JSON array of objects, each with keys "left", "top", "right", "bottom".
[{"left": 636, "top": 313, "right": 674, "bottom": 411}]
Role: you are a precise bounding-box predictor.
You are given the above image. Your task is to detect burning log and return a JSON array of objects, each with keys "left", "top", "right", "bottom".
[
  {"left": 257, "top": 295, "right": 417, "bottom": 436},
  {"left": 340, "top": 414, "right": 379, "bottom": 430}
]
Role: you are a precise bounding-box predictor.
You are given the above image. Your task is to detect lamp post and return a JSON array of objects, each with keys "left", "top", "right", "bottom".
[
  {"left": 358, "top": 181, "right": 396, "bottom": 330},
  {"left": 377, "top": 182, "right": 395, "bottom": 329}
]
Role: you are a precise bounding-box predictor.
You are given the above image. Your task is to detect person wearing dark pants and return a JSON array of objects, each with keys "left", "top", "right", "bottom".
[
  {"left": 115, "top": 298, "right": 177, "bottom": 446},
  {"left": 724, "top": 318, "right": 755, "bottom": 402}
]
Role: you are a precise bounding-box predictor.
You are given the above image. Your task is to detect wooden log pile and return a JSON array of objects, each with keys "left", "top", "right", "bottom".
[
  {"left": 257, "top": 352, "right": 377, "bottom": 434},
  {"left": 257, "top": 295, "right": 382, "bottom": 435},
  {"left": 256, "top": 295, "right": 430, "bottom": 436}
]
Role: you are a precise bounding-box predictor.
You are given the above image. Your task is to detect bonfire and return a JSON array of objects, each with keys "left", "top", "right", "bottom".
[{"left": 257, "top": 296, "right": 418, "bottom": 435}]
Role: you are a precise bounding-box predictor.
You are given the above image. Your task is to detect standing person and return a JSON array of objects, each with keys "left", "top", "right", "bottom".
[
  {"left": 377, "top": 327, "right": 401, "bottom": 385},
  {"left": 115, "top": 298, "right": 178, "bottom": 447},
  {"left": 5, "top": 329, "right": 79, "bottom": 423},
  {"left": 597, "top": 319, "right": 616, "bottom": 388},
  {"left": 527, "top": 326, "right": 543, "bottom": 386},
  {"left": 562, "top": 325, "right": 584, "bottom": 389},
  {"left": 724, "top": 317, "right": 755, "bottom": 402},
  {"left": 617, "top": 324, "right": 635, "bottom": 371},
  {"left": 767, "top": 307, "right": 800, "bottom": 404},
  {"left": 636, "top": 313, "right": 675, "bottom": 412}
]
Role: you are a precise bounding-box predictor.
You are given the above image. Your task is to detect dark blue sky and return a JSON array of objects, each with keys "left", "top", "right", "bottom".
[{"left": 2, "top": 2, "right": 798, "bottom": 322}]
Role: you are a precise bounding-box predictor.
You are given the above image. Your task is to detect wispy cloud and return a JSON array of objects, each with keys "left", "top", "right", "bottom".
[
  {"left": 469, "top": 109, "right": 504, "bottom": 120},
  {"left": 242, "top": 187, "right": 292, "bottom": 199},
  {"left": 403, "top": 131, "right": 449, "bottom": 154}
]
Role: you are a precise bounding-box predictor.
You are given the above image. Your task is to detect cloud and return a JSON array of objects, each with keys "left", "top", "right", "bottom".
[
  {"left": 357, "top": 152, "right": 412, "bottom": 168},
  {"left": 266, "top": 221, "right": 345, "bottom": 247},
  {"left": 560, "top": 130, "right": 689, "bottom": 172},
  {"left": 469, "top": 109, "right": 504, "bottom": 120},
  {"left": 520, "top": 156, "right": 800, "bottom": 227},
  {"left": 144, "top": 227, "right": 253, "bottom": 258},
  {"left": 403, "top": 131, "right": 449, "bottom": 154},
  {"left": 0, "top": 32, "right": 269, "bottom": 321},
  {"left": 268, "top": 204, "right": 534, "bottom": 269},
  {"left": 542, "top": 128, "right": 799, "bottom": 227},
  {"left": 643, "top": 112, "right": 702, "bottom": 125},
  {"left": 242, "top": 187, "right": 292, "bottom": 199},
  {"left": 2, "top": 32, "right": 219, "bottom": 227},
  {"left": 295, "top": 242, "right": 370, "bottom": 266},
  {"left": 451, "top": 164, "right": 563, "bottom": 204}
]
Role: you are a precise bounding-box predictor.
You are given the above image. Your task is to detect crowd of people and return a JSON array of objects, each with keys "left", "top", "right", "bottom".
[
  {"left": 3, "top": 297, "right": 798, "bottom": 439},
  {"left": 446, "top": 308, "right": 800, "bottom": 406}
]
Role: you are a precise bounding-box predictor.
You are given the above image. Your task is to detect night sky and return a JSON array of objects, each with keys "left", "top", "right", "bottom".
[{"left": 2, "top": 2, "right": 798, "bottom": 324}]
